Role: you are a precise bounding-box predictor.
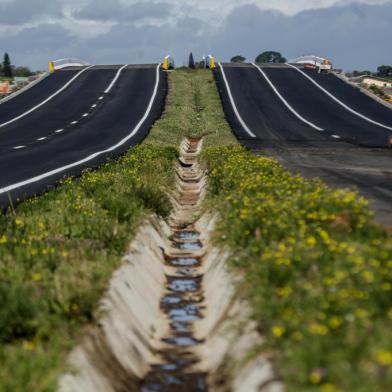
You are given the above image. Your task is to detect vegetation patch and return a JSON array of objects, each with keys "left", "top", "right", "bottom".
[
  {"left": 0, "top": 145, "right": 177, "bottom": 391},
  {"left": 203, "top": 146, "right": 392, "bottom": 392},
  {"left": 146, "top": 69, "right": 236, "bottom": 147}
]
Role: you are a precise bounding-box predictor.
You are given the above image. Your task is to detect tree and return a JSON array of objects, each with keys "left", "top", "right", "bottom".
[
  {"left": 230, "top": 55, "right": 246, "bottom": 63},
  {"left": 12, "top": 66, "right": 33, "bottom": 77},
  {"left": 188, "top": 52, "right": 195, "bottom": 69},
  {"left": 352, "top": 70, "right": 372, "bottom": 77},
  {"left": 377, "top": 65, "right": 392, "bottom": 77},
  {"left": 255, "top": 51, "right": 286, "bottom": 64},
  {"left": 3, "top": 53, "right": 12, "bottom": 78}
]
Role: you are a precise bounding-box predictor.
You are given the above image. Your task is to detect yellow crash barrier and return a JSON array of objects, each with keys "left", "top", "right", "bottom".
[
  {"left": 207, "top": 55, "right": 216, "bottom": 69},
  {"left": 162, "top": 55, "right": 174, "bottom": 70},
  {"left": 48, "top": 61, "right": 55, "bottom": 73}
]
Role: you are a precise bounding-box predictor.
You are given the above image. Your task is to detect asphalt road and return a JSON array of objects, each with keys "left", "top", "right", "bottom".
[
  {"left": 215, "top": 63, "right": 392, "bottom": 225},
  {"left": 0, "top": 70, "right": 80, "bottom": 125},
  {"left": 0, "top": 64, "right": 167, "bottom": 208}
]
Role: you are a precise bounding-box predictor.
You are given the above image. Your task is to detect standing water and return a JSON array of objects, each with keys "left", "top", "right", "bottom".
[{"left": 141, "top": 139, "right": 208, "bottom": 391}]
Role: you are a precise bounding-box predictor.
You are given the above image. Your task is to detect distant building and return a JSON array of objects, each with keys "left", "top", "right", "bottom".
[{"left": 362, "top": 76, "right": 392, "bottom": 88}]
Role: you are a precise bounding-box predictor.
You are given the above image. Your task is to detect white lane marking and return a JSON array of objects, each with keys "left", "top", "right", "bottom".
[
  {"left": 91, "top": 104, "right": 97, "bottom": 108},
  {"left": 0, "top": 66, "right": 94, "bottom": 129},
  {"left": 70, "top": 121, "right": 78, "bottom": 125},
  {"left": 83, "top": 113, "right": 89, "bottom": 117},
  {"left": 286, "top": 63, "right": 392, "bottom": 132},
  {"left": 251, "top": 63, "right": 324, "bottom": 132},
  {"left": 331, "top": 134, "right": 341, "bottom": 139},
  {"left": 13, "top": 145, "right": 26, "bottom": 150},
  {"left": 0, "top": 64, "right": 162, "bottom": 195},
  {"left": 55, "top": 129, "right": 64, "bottom": 133},
  {"left": 104, "top": 64, "right": 129, "bottom": 94},
  {"left": 98, "top": 96, "right": 104, "bottom": 100},
  {"left": 37, "top": 137, "right": 47, "bottom": 141},
  {"left": 218, "top": 62, "right": 256, "bottom": 138}
]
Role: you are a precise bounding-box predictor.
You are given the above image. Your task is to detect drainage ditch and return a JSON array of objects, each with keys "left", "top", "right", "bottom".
[
  {"left": 141, "top": 138, "right": 207, "bottom": 391},
  {"left": 59, "top": 138, "right": 284, "bottom": 392}
]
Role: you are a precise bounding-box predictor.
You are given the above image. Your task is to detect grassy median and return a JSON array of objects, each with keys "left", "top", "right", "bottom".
[
  {"left": 203, "top": 146, "right": 392, "bottom": 392},
  {"left": 146, "top": 69, "right": 236, "bottom": 146}
]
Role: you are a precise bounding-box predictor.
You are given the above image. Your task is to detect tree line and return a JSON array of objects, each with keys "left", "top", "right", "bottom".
[
  {"left": 231, "top": 51, "right": 287, "bottom": 64},
  {"left": 0, "top": 53, "right": 34, "bottom": 78}
]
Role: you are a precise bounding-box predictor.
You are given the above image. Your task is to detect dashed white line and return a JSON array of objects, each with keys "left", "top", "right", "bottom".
[
  {"left": 0, "top": 66, "right": 94, "bottom": 129},
  {"left": 55, "top": 129, "right": 64, "bottom": 133},
  {"left": 37, "top": 137, "right": 47, "bottom": 141},
  {"left": 13, "top": 145, "right": 26, "bottom": 150},
  {"left": 98, "top": 96, "right": 104, "bottom": 100},
  {"left": 91, "top": 104, "right": 97, "bottom": 108},
  {"left": 251, "top": 63, "right": 325, "bottom": 132},
  {"left": 331, "top": 135, "right": 341, "bottom": 139},
  {"left": 218, "top": 62, "right": 256, "bottom": 138},
  {"left": 70, "top": 121, "right": 78, "bottom": 125},
  {"left": 82, "top": 113, "right": 89, "bottom": 117},
  {"left": 286, "top": 63, "right": 392, "bottom": 132},
  {"left": 0, "top": 64, "right": 162, "bottom": 195}
]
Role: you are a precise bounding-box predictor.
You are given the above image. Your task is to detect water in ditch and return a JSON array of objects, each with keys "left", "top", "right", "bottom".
[{"left": 141, "top": 231, "right": 207, "bottom": 392}]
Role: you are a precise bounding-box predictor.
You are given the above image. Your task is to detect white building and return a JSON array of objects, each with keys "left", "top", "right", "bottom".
[{"left": 362, "top": 76, "right": 392, "bottom": 89}]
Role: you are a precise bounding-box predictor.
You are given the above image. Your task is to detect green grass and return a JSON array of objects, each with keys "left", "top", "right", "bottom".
[
  {"left": 0, "top": 146, "right": 177, "bottom": 391},
  {"left": 0, "top": 67, "right": 235, "bottom": 391},
  {"left": 202, "top": 146, "right": 392, "bottom": 392},
  {"left": 146, "top": 69, "right": 236, "bottom": 147}
]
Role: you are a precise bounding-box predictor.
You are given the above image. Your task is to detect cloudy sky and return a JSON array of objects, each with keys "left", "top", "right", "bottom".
[{"left": 0, "top": 0, "right": 391, "bottom": 71}]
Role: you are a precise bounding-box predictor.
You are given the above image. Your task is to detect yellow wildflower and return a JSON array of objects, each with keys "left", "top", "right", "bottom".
[
  {"left": 306, "top": 237, "right": 317, "bottom": 247},
  {"left": 32, "top": 273, "right": 42, "bottom": 282},
  {"left": 22, "top": 341, "right": 35, "bottom": 351},
  {"left": 309, "top": 371, "right": 322, "bottom": 384},
  {"left": 308, "top": 323, "right": 328, "bottom": 336},
  {"left": 375, "top": 351, "right": 392, "bottom": 366},
  {"left": 272, "top": 325, "right": 285, "bottom": 338}
]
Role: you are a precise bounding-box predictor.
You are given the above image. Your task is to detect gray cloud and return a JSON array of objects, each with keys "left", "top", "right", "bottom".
[
  {"left": 210, "top": 2, "right": 392, "bottom": 70},
  {"left": 0, "top": 0, "right": 63, "bottom": 25},
  {"left": 72, "top": 0, "right": 172, "bottom": 22},
  {"left": 1, "top": 1, "right": 391, "bottom": 71}
]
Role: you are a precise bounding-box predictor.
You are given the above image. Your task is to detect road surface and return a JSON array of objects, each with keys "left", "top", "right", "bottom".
[
  {"left": 215, "top": 63, "right": 392, "bottom": 225},
  {"left": 0, "top": 64, "right": 167, "bottom": 209}
]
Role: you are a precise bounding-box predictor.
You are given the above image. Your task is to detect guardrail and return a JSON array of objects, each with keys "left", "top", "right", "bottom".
[
  {"left": 289, "top": 55, "right": 332, "bottom": 71},
  {"left": 49, "top": 58, "right": 90, "bottom": 72}
]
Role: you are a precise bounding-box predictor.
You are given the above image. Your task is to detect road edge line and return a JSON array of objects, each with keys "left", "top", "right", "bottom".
[
  {"left": 286, "top": 63, "right": 392, "bottom": 132},
  {"left": 251, "top": 63, "right": 324, "bottom": 132},
  {"left": 218, "top": 62, "right": 256, "bottom": 138},
  {"left": 104, "top": 64, "right": 129, "bottom": 94},
  {"left": 0, "top": 64, "right": 162, "bottom": 195}
]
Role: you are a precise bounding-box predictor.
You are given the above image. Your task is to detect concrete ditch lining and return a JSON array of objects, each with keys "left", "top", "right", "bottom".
[{"left": 59, "top": 138, "right": 284, "bottom": 391}]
